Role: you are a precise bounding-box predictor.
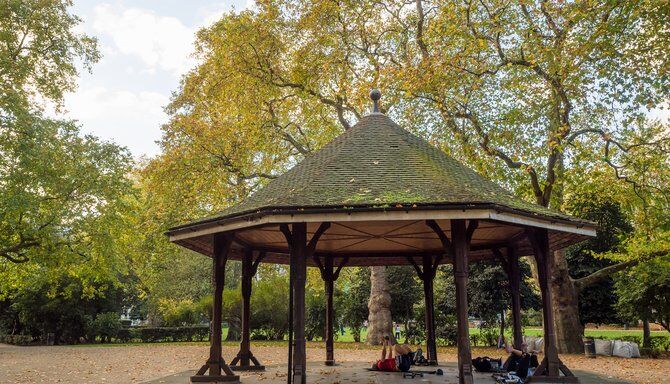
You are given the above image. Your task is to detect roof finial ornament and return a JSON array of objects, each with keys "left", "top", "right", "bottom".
[{"left": 370, "top": 89, "right": 381, "bottom": 113}]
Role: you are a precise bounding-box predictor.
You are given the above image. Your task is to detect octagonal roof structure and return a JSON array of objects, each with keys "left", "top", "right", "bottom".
[{"left": 168, "top": 106, "right": 595, "bottom": 266}]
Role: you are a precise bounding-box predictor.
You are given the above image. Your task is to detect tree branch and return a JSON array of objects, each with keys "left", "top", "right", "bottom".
[{"left": 573, "top": 260, "right": 638, "bottom": 293}]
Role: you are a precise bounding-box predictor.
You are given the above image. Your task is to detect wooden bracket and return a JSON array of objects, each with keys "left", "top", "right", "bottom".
[
  {"left": 425, "top": 220, "right": 452, "bottom": 249},
  {"left": 307, "top": 222, "right": 331, "bottom": 256},
  {"left": 280, "top": 223, "right": 293, "bottom": 244},
  {"left": 251, "top": 251, "right": 265, "bottom": 276},
  {"left": 429, "top": 254, "right": 443, "bottom": 279},
  {"left": 466, "top": 220, "right": 479, "bottom": 243},
  {"left": 333, "top": 256, "right": 349, "bottom": 281},
  {"left": 406, "top": 256, "right": 425, "bottom": 280}
]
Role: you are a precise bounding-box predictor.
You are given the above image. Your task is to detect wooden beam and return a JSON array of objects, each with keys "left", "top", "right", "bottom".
[
  {"left": 230, "top": 249, "right": 265, "bottom": 372},
  {"left": 466, "top": 220, "right": 479, "bottom": 243},
  {"left": 191, "top": 234, "right": 240, "bottom": 383},
  {"left": 307, "top": 222, "right": 331, "bottom": 255},
  {"left": 422, "top": 255, "right": 438, "bottom": 365},
  {"left": 291, "top": 223, "right": 308, "bottom": 384},
  {"left": 506, "top": 246, "right": 523, "bottom": 350},
  {"left": 324, "top": 256, "right": 335, "bottom": 366},
  {"left": 526, "top": 227, "right": 575, "bottom": 381},
  {"left": 451, "top": 219, "right": 473, "bottom": 384},
  {"left": 332, "top": 256, "right": 349, "bottom": 281},
  {"left": 405, "top": 256, "right": 425, "bottom": 280},
  {"left": 425, "top": 220, "right": 452, "bottom": 250},
  {"left": 251, "top": 251, "right": 265, "bottom": 276},
  {"left": 429, "top": 254, "right": 443, "bottom": 278},
  {"left": 280, "top": 224, "right": 293, "bottom": 245}
]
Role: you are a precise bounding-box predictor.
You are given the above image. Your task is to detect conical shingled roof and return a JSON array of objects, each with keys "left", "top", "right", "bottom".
[{"left": 173, "top": 112, "right": 584, "bottom": 230}]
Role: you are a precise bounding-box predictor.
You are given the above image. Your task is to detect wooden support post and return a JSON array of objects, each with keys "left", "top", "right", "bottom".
[
  {"left": 291, "top": 223, "right": 307, "bottom": 384},
  {"left": 191, "top": 234, "right": 240, "bottom": 383},
  {"left": 315, "top": 253, "right": 346, "bottom": 366},
  {"left": 324, "top": 256, "right": 335, "bottom": 366},
  {"left": 526, "top": 228, "right": 578, "bottom": 383},
  {"left": 451, "top": 219, "right": 474, "bottom": 384},
  {"left": 507, "top": 247, "right": 524, "bottom": 350},
  {"left": 230, "top": 250, "right": 265, "bottom": 371},
  {"left": 422, "top": 255, "right": 438, "bottom": 365}
]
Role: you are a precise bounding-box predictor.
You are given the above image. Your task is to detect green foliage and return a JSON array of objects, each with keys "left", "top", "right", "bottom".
[
  {"left": 133, "top": 326, "right": 209, "bottom": 343},
  {"left": 467, "top": 262, "right": 539, "bottom": 325},
  {"left": 338, "top": 267, "right": 370, "bottom": 342},
  {"left": 305, "top": 288, "right": 326, "bottom": 341},
  {"left": 0, "top": 275, "right": 125, "bottom": 344},
  {"left": 144, "top": 0, "right": 670, "bottom": 350},
  {"left": 387, "top": 266, "right": 421, "bottom": 326},
  {"left": 89, "top": 312, "right": 122, "bottom": 343},
  {"left": 615, "top": 255, "right": 670, "bottom": 332},
  {"left": 434, "top": 314, "right": 458, "bottom": 346},
  {"left": 0, "top": 334, "right": 33, "bottom": 345},
  {"left": 0, "top": 0, "right": 99, "bottom": 114},
  {"left": 250, "top": 274, "right": 289, "bottom": 340},
  {"left": 157, "top": 299, "right": 203, "bottom": 327},
  {"left": 566, "top": 195, "right": 633, "bottom": 325}
]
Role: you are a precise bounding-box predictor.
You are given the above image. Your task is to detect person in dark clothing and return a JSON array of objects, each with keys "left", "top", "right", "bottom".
[{"left": 502, "top": 338, "right": 538, "bottom": 378}]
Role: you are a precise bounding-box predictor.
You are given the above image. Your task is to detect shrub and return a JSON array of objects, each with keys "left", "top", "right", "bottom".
[
  {"left": 435, "top": 314, "right": 458, "bottom": 346},
  {"left": 650, "top": 335, "right": 670, "bottom": 353},
  {"left": 305, "top": 290, "right": 326, "bottom": 341},
  {"left": 134, "top": 326, "right": 209, "bottom": 343},
  {"left": 158, "top": 299, "right": 203, "bottom": 327},
  {"left": 92, "top": 312, "right": 122, "bottom": 343},
  {"left": 0, "top": 334, "right": 34, "bottom": 345},
  {"left": 251, "top": 275, "right": 289, "bottom": 340},
  {"left": 470, "top": 333, "right": 481, "bottom": 347},
  {"left": 479, "top": 324, "right": 499, "bottom": 347}
]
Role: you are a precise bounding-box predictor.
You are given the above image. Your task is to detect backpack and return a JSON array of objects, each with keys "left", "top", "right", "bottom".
[
  {"left": 472, "top": 356, "right": 501, "bottom": 372},
  {"left": 396, "top": 354, "right": 412, "bottom": 372}
]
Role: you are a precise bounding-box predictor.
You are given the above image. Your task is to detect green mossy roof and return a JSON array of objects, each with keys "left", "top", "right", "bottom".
[{"left": 175, "top": 113, "right": 584, "bottom": 229}]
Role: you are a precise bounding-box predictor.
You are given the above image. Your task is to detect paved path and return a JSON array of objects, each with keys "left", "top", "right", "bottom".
[
  {"left": 142, "top": 362, "right": 634, "bottom": 384},
  {"left": 1, "top": 343, "right": 660, "bottom": 383}
]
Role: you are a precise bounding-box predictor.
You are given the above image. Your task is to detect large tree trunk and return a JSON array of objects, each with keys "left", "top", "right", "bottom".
[
  {"left": 642, "top": 319, "right": 651, "bottom": 349},
  {"left": 550, "top": 249, "right": 584, "bottom": 353},
  {"left": 366, "top": 266, "right": 393, "bottom": 345},
  {"left": 529, "top": 250, "right": 585, "bottom": 354},
  {"left": 225, "top": 316, "right": 241, "bottom": 341}
]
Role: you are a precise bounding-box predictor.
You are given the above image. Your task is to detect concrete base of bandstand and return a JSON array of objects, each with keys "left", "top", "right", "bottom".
[{"left": 142, "top": 361, "right": 633, "bottom": 384}]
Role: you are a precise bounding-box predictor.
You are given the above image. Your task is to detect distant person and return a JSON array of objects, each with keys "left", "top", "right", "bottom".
[
  {"left": 395, "top": 323, "right": 401, "bottom": 340},
  {"left": 370, "top": 336, "right": 414, "bottom": 372},
  {"left": 363, "top": 320, "right": 368, "bottom": 329}
]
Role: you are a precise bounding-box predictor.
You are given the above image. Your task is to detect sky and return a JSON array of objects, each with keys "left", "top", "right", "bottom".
[{"left": 53, "top": 0, "right": 251, "bottom": 158}]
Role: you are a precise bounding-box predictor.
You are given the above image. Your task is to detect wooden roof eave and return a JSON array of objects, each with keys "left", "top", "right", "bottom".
[{"left": 167, "top": 204, "right": 596, "bottom": 243}]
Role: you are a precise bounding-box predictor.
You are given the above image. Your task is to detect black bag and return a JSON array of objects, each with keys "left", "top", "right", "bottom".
[
  {"left": 504, "top": 353, "right": 538, "bottom": 378},
  {"left": 396, "top": 354, "right": 412, "bottom": 372},
  {"left": 472, "top": 356, "right": 492, "bottom": 372}
]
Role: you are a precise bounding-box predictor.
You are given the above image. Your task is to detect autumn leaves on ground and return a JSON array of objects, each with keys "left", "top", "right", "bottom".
[{"left": 1, "top": 342, "right": 668, "bottom": 384}]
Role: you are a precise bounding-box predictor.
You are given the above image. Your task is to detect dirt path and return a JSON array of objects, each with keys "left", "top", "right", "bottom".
[{"left": 0, "top": 343, "right": 667, "bottom": 384}]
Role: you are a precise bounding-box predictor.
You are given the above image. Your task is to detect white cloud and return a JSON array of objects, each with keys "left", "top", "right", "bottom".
[
  {"left": 51, "top": 1, "right": 255, "bottom": 157},
  {"left": 91, "top": 4, "right": 197, "bottom": 77},
  {"left": 62, "top": 86, "right": 169, "bottom": 156}
]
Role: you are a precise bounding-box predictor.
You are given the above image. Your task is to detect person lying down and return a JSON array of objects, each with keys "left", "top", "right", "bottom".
[{"left": 370, "top": 336, "right": 418, "bottom": 372}]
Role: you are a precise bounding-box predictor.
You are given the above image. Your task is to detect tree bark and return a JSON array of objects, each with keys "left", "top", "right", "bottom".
[
  {"left": 367, "top": 266, "right": 393, "bottom": 345},
  {"left": 643, "top": 319, "right": 651, "bottom": 349},
  {"left": 225, "top": 316, "right": 241, "bottom": 341},
  {"left": 550, "top": 249, "right": 584, "bottom": 354}
]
